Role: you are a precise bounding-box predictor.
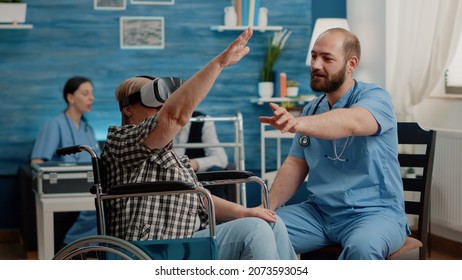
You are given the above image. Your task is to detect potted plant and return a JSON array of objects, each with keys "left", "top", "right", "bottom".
[
  {"left": 0, "top": 0, "right": 27, "bottom": 25},
  {"left": 405, "top": 167, "right": 416, "bottom": 179},
  {"left": 286, "top": 80, "right": 299, "bottom": 97},
  {"left": 258, "top": 29, "right": 292, "bottom": 98}
]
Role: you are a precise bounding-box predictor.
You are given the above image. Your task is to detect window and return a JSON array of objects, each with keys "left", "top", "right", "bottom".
[{"left": 446, "top": 32, "right": 462, "bottom": 94}]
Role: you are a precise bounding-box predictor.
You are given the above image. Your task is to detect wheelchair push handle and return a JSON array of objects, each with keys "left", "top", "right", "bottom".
[
  {"left": 56, "top": 145, "right": 98, "bottom": 159},
  {"left": 56, "top": 144, "right": 102, "bottom": 191},
  {"left": 56, "top": 145, "right": 81, "bottom": 156}
]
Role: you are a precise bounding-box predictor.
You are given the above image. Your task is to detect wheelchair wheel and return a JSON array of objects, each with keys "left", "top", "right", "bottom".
[{"left": 53, "top": 235, "right": 152, "bottom": 260}]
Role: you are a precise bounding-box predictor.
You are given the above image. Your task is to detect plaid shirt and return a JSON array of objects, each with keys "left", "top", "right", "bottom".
[{"left": 101, "top": 114, "right": 209, "bottom": 241}]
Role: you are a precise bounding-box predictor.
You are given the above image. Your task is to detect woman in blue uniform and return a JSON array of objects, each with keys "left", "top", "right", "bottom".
[{"left": 31, "top": 76, "right": 101, "bottom": 247}]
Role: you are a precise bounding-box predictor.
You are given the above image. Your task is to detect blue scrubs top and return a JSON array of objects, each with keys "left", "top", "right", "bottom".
[
  {"left": 31, "top": 112, "right": 101, "bottom": 245},
  {"left": 31, "top": 112, "right": 100, "bottom": 162},
  {"left": 289, "top": 81, "right": 407, "bottom": 223}
]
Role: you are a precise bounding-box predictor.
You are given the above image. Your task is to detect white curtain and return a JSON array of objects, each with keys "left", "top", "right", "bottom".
[{"left": 387, "top": 0, "right": 462, "bottom": 122}]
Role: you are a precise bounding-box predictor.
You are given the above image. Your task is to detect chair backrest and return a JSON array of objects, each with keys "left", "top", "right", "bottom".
[{"left": 397, "top": 122, "right": 436, "bottom": 260}]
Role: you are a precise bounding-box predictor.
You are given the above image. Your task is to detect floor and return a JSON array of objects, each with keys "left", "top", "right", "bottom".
[{"left": 0, "top": 230, "right": 461, "bottom": 260}]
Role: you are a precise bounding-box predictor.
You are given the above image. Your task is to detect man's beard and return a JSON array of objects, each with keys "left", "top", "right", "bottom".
[{"left": 310, "top": 67, "right": 346, "bottom": 93}]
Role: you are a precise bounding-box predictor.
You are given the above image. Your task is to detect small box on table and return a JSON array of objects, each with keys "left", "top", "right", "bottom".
[{"left": 31, "top": 162, "right": 94, "bottom": 197}]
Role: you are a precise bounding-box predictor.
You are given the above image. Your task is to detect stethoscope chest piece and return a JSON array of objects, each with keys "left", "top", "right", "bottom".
[{"left": 298, "top": 135, "right": 310, "bottom": 147}]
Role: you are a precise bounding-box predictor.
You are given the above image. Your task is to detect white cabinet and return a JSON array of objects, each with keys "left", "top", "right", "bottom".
[
  {"left": 260, "top": 123, "right": 296, "bottom": 188},
  {"left": 260, "top": 123, "right": 310, "bottom": 207},
  {"left": 259, "top": 96, "right": 315, "bottom": 188}
]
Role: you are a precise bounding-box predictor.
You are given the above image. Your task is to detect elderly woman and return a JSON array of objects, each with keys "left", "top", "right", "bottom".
[{"left": 100, "top": 28, "right": 296, "bottom": 260}]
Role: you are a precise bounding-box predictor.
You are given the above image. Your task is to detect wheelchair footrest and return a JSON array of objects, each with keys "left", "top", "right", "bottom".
[{"left": 131, "top": 237, "right": 217, "bottom": 260}]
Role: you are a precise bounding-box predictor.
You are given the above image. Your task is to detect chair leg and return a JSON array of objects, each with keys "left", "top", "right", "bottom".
[{"left": 427, "top": 201, "right": 431, "bottom": 258}]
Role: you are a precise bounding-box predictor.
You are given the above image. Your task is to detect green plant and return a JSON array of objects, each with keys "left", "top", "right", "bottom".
[
  {"left": 281, "top": 101, "right": 296, "bottom": 109},
  {"left": 287, "top": 80, "right": 299, "bottom": 87},
  {"left": 259, "top": 29, "right": 292, "bottom": 82}
]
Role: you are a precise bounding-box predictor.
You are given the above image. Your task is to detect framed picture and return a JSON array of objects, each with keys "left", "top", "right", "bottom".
[
  {"left": 120, "top": 16, "right": 165, "bottom": 49},
  {"left": 94, "top": 0, "right": 126, "bottom": 10},
  {"left": 130, "top": 0, "right": 174, "bottom": 5}
]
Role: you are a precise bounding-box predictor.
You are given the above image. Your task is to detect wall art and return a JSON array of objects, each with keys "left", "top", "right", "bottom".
[
  {"left": 120, "top": 16, "right": 165, "bottom": 49},
  {"left": 94, "top": 0, "right": 126, "bottom": 10}
]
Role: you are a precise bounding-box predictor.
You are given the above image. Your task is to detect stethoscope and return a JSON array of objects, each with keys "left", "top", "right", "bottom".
[
  {"left": 297, "top": 94, "right": 326, "bottom": 147},
  {"left": 297, "top": 81, "right": 357, "bottom": 161},
  {"left": 64, "top": 111, "right": 90, "bottom": 160}
]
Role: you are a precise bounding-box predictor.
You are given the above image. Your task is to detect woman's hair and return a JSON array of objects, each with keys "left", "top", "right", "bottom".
[
  {"left": 63, "top": 76, "right": 92, "bottom": 105},
  {"left": 115, "top": 76, "right": 152, "bottom": 125}
]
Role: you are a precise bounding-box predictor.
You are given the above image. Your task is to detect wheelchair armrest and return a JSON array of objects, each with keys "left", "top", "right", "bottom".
[
  {"left": 107, "top": 181, "right": 195, "bottom": 195},
  {"left": 195, "top": 170, "right": 254, "bottom": 181},
  {"left": 196, "top": 170, "right": 269, "bottom": 209},
  {"left": 99, "top": 181, "right": 217, "bottom": 238}
]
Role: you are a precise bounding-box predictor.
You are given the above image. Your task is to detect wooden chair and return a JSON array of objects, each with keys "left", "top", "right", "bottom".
[{"left": 301, "top": 122, "right": 436, "bottom": 260}]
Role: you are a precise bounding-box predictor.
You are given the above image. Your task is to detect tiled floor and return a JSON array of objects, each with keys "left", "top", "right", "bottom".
[{"left": 0, "top": 230, "right": 461, "bottom": 260}]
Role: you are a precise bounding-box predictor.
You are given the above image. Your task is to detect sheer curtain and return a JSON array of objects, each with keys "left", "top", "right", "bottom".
[{"left": 386, "top": 0, "right": 462, "bottom": 121}]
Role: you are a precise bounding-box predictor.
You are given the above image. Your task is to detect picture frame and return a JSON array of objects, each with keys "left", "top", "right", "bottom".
[
  {"left": 120, "top": 16, "right": 165, "bottom": 49},
  {"left": 94, "top": 0, "right": 126, "bottom": 10},
  {"left": 130, "top": 0, "right": 174, "bottom": 5}
]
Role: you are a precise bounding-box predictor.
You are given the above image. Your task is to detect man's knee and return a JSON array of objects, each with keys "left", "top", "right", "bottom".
[{"left": 342, "top": 238, "right": 386, "bottom": 260}]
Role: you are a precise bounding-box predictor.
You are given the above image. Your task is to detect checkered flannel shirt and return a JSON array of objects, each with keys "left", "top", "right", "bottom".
[{"left": 101, "top": 114, "right": 209, "bottom": 241}]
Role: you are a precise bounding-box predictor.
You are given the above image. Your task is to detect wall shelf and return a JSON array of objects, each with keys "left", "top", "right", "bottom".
[
  {"left": 0, "top": 24, "right": 33, "bottom": 29},
  {"left": 211, "top": 25, "right": 283, "bottom": 32},
  {"left": 251, "top": 95, "right": 316, "bottom": 105}
]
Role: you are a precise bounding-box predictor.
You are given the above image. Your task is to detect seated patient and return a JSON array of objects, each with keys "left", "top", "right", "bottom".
[
  {"left": 100, "top": 28, "right": 296, "bottom": 260},
  {"left": 173, "top": 110, "right": 233, "bottom": 200},
  {"left": 173, "top": 111, "right": 229, "bottom": 173}
]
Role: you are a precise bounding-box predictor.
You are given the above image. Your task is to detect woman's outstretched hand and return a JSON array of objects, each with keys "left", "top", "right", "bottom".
[{"left": 216, "top": 27, "right": 253, "bottom": 68}]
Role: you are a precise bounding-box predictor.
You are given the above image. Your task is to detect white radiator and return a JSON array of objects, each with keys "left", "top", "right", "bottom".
[{"left": 431, "top": 130, "right": 462, "bottom": 242}]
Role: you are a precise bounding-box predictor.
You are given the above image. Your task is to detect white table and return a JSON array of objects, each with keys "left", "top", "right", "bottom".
[{"left": 34, "top": 193, "right": 95, "bottom": 260}]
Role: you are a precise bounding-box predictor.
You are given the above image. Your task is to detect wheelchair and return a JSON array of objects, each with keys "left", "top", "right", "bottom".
[{"left": 52, "top": 144, "right": 269, "bottom": 260}]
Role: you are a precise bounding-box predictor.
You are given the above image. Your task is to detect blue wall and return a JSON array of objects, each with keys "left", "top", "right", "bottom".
[{"left": 0, "top": 0, "right": 345, "bottom": 228}]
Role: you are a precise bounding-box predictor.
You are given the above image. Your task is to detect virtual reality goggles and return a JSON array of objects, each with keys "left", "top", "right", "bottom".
[{"left": 119, "top": 76, "right": 184, "bottom": 111}]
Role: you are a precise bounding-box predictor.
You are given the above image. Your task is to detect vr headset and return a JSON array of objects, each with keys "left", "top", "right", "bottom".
[{"left": 119, "top": 76, "right": 184, "bottom": 111}]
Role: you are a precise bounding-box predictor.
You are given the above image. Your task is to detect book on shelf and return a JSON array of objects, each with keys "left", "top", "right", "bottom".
[
  {"left": 280, "top": 72, "right": 287, "bottom": 98},
  {"left": 234, "top": 0, "right": 242, "bottom": 26},
  {"left": 273, "top": 70, "right": 281, "bottom": 98},
  {"left": 253, "top": 0, "right": 261, "bottom": 26},
  {"left": 242, "top": 0, "right": 249, "bottom": 26},
  {"left": 248, "top": 0, "right": 255, "bottom": 26},
  {"left": 236, "top": 0, "right": 261, "bottom": 27}
]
